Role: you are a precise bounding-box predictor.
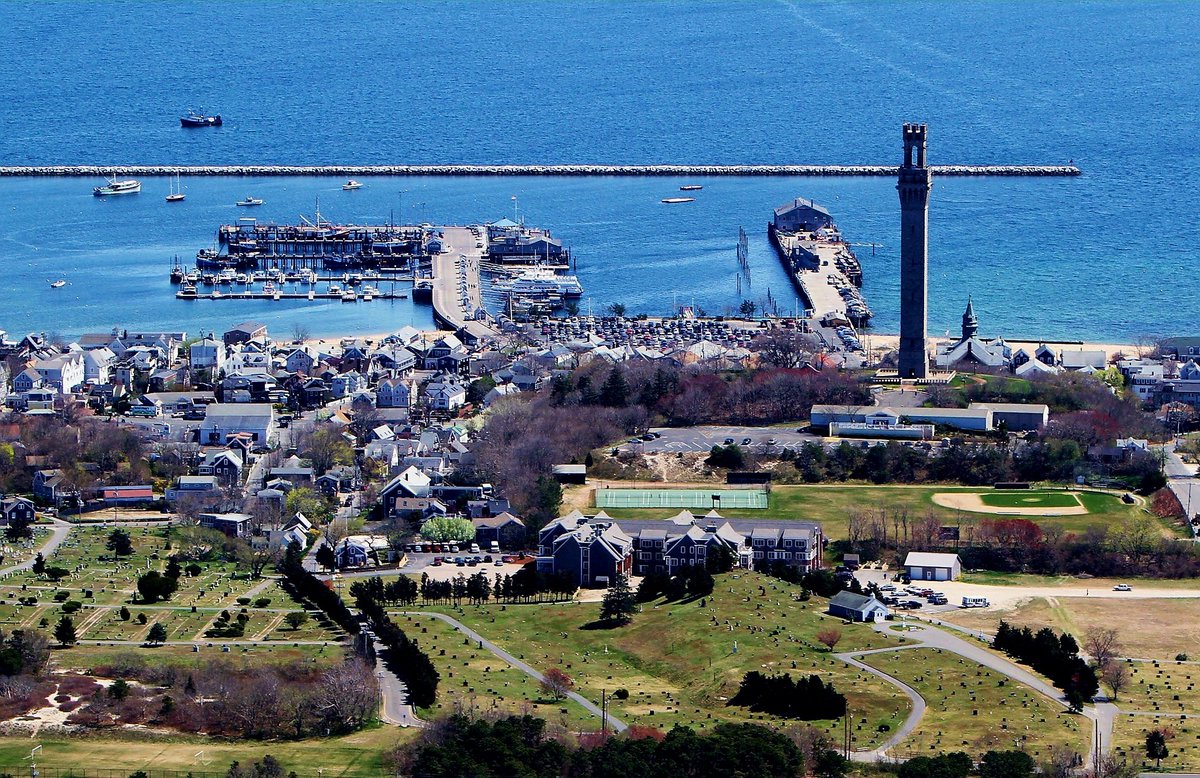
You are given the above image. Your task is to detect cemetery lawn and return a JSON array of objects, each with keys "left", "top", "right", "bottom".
[
  {"left": 859, "top": 647, "right": 1088, "bottom": 760},
  {"left": 396, "top": 571, "right": 910, "bottom": 743}
]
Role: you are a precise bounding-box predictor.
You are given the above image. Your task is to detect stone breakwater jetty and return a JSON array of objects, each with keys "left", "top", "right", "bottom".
[{"left": 0, "top": 164, "right": 1081, "bottom": 177}]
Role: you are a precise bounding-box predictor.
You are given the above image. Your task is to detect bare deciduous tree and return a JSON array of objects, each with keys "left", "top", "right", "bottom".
[
  {"left": 1102, "top": 661, "right": 1130, "bottom": 701},
  {"left": 1085, "top": 627, "right": 1123, "bottom": 670}
]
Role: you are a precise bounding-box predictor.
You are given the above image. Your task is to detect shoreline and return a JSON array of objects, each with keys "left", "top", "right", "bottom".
[{"left": 295, "top": 324, "right": 1140, "bottom": 364}]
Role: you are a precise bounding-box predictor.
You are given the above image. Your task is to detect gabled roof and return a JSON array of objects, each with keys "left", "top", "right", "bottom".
[
  {"left": 829, "top": 591, "right": 878, "bottom": 612},
  {"left": 904, "top": 551, "right": 960, "bottom": 568}
]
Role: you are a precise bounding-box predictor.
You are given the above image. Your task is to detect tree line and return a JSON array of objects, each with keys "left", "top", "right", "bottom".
[
  {"left": 352, "top": 581, "right": 439, "bottom": 709},
  {"left": 399, "top": 713, "right": 839, "bottom": 778},
  {"left": 729, "top": 672, "right": 846, "bottom": 720},
  {"left": 992, "top": 622, "right": 1098, "bottom": 710}
]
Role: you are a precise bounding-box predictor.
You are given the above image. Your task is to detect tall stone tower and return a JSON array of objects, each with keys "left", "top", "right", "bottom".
[{"left": 897, "top": 123, "right": 932, "bottom": 379}]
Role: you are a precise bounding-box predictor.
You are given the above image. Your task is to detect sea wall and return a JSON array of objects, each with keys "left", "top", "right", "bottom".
[{"left": 0, "top": 164, "right": 1081, "bottom": 177}]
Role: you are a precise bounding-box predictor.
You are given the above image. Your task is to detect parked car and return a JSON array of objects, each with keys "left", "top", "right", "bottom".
[
  {"left": 904, "top": 600, "right": 923, "bottom": 609},
  {"left": 766, "top": 438, "right": 778, "bottom": 445},
  {"left": 724, "top": 437, "right": 734, "bottom": 444},
  {"left": 741, "top": 437, "right": 752, "bottom": 445}
]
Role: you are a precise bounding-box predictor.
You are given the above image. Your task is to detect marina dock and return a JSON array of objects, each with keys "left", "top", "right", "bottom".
[
  {"left": 429, "top": 226, "right": 497, "bottom": 340},
  {"left": 0, "top": 164, "right": 1082, "bottom": 177}
]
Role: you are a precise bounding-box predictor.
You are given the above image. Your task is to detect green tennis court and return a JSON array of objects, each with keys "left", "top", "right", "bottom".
[{"left": 595, "top": 488, "right": 768, "bottom": 510}]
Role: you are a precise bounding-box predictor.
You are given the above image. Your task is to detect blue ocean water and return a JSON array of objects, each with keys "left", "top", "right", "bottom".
[{"left": 0, "top": 1, "right": 1196, "bottom": 342}]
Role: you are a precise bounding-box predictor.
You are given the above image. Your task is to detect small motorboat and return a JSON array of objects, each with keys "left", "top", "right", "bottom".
[
  {"left": 49, "top": 279, "right": 66, "bottom": 289},
  {"left": 342, "top": 180, "right": 363, "bottom": 190},
  {"left": 341, "top": 291, "right": 357, "bottom": 303},
  {"left": 661, "top": 197, "right": 696, "bottom": 204},
  {"left": 177, "top": 283, "right": 198, "bottom": 299},
  {"left": 679, "top": 185, "right": 703, "bottom": 191},
  {"left": 181, "top": 110, "right": 222, "bottom": 128},
  {"left": 236, "top": 197, "right": 264, "bottom": 207},
  {"left": 93, "top": 176, "right": 141, "bottom": 196}
]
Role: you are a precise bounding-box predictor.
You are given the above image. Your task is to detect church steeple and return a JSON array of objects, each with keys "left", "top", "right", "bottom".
[{"left": 962, "top": 296, "right": 979, "bottom": 340}]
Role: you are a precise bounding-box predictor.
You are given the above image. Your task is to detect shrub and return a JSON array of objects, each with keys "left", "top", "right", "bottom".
[
  {"left": 53, "top": 591, "right": 69, "bottom": 602},
  {"left": 236, "top": 597, "right": 252, "bottom": 606},
  {"left": 1177, "top": 653, "right": 1189, "bottom": 662},
  {"left": 253, "top": 598, "right": 271, "bottom": 608},
  {"left": 61, "top": 601, "right": 82, "bottom": 614},
  {"left": 612, "top": 688, "right": 629, "bottom": 700}
]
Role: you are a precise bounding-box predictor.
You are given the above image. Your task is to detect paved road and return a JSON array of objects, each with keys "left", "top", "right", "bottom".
[
  {"left": 1163, "top": 442, "right": 1200, "bottom": 539},
  {"left": 373, "top": 637, "right": 424, "bottom": 728},
  {"left": 1, "top": 519, "right": 72, "bottom": 575},
  {"left": 835, "top": 644, "right": 927, "bottom": 760},
  {"left": 401, "top": 611, "right": 627, "bottom": 733}
]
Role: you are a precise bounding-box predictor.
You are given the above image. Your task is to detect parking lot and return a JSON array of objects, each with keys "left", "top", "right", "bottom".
[{"left": 627, "top": 425, "right": 820, "bottom": 454}]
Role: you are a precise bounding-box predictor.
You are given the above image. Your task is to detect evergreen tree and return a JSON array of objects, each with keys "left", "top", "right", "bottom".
[
  {"left": 599, "top": 367, "right": 629, "bottom": 407},
  {"left": 315, "top": 543, "right": 336, "bottom": 572},
  {"left": 54, "top": 615, "right": 76, "bottom": 646},
  {"left": 164, "top": 557, "right": 182, "bottom": 579},
  {"left": 4, "top": 512, "right": 32, "bottom": 541},
  {"left": 599, "top": 574, "right": 637, "bottom": 625},
  {"left": 147, "top": 623, "right": 167, "bottom": 645},
  {"left": 31, "top": 553, "right": 45, "bottom": 576},
  {"left": 106, "top": 529, "right": 134, "bottom": 556},
  {"left": 1146, "top": 730, "right": 1169, "bottom": 768}
]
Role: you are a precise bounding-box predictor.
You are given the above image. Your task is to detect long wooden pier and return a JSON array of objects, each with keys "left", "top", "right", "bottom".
[{"left": 0, "top": 164, "right": 1082, "bottom": 177}]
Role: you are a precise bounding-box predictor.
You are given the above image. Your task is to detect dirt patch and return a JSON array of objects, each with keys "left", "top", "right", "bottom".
[{"left": 931, "top": 492, "right": 1087, "bottom": 516}]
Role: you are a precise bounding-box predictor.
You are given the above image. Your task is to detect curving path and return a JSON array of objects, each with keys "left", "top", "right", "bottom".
[
  {"left": 400, "top": 611, "right": 627, "bottom": 733},
  {"left": 1, "top": 519, "right": 73, "bottom": 575},
  {"left": 835, "top": 644, "right": 927, "bottom": 761}
]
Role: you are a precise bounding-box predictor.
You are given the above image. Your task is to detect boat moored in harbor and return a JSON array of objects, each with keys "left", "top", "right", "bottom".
[
  {"left": 342, "top": 180, "right": 362, "bottom": 190},
  {"left": 166, "top": 174, "right": 185, "bottom": 202},
  {"left": 93, "top": 176, "right": 141, "bottom": 196},
  {"left": 49, "top": 279, "right": 66, "bottom": 288},
  {"left": 661, "top": 197, "right": 695, "bottom": 203},
  {"left": 236, "top": 196, "right": 264, "bottom": 207},
  {"left": 679, "top": 184, "right": 703, "bottom": 191}
]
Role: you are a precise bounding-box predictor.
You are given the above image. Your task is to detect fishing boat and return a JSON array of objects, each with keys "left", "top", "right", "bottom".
[
  {"left": 177, "top": 282, "right": 198, "bottom": 299},
  {"left": 93, "top": 176, "right": 141, "bottom": 196},
  {"left": 236, "top": 196, "right": 264, "bottom": 207},
  {"left": 49, "top": 279, "right": 66, "bottom": 289},
  {"left": 362, "top": 284, "right": 379, "bottom": 301},
  {"left": 661, "top": 197, "right": 695, "bottom": 204},
  {"left": 341, "top": 290, "right": 358, "bottom": 303},
  {"left": 679, "top": 185, "right": 703, "bottom": 191},
  {"left": 166, "top": 174, "right": 186, "bottom": 202},
  {"left": 342, "top": 180, "right": 363, "bottom": 190},
  {"left": 180, "top": 110, "right": 222, "bottom": 128},
  {"left": 262, "top": 281, "right": 277, "bottom": 296}
]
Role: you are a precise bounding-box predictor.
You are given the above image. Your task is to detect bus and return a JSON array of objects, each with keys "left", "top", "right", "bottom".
[{"left": 961, "top": 596, "right": 990, "bottom": 608}]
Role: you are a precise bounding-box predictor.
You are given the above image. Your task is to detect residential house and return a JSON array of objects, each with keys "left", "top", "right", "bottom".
[
  {"left": 102, "top": 485, "right": 155, "bottom": 506},
  {"left": 34, "top": 352, "right": 85, "bottom": 392},
  {"left": 335, "top": 535, "right": 391, "bottom": 569},
  {"left": 0, "top": 497, "right": 36, "bottom": 528},
  {"left": 224, "top": 322, "right": 268, "bottom": 347},
  {"left": 197, "top": 449, "right": 244, "bottom": 488},
  {"left": 472, "top": 512, "right": 526, "bottom": 549},
  {"left": 425, "top": 375, "right": 467, "bottom": 411},
  {"left": 828, "top": 591, "right": 890, "bottom": 622},
  {"left": 377, "top": 377, "right": 417, "bottom": 409},
  {"left": 379, "top": 466, "right": 433, "bottom": 514},
  {"left": 316, "top": 465, "right": 357, "bottom": 496},
  {"left": 330, "top": 371, "right": 366, "bottom": 399},
  {"left": 190, "top": 336, "right": 226, "bottom": 375},
  {"left": 82, "top": 348, "right": 115, "bottom": 386},
  {"left": 12, "top": 368, "right": 42, "bottom": 394},
  {"left": 199, "top": 512, "right": 254, "bottom": 538},
  {"left": 165, "top": 475, "right": 220, "bottom": 504}
]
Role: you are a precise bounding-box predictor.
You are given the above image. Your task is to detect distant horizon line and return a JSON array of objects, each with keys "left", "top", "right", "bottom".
[{"left": 0, "top": 164, "right": 1082, "bottom": 178}]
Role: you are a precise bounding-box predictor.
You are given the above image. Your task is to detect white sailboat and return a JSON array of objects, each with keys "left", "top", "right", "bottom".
[{"left": 166, "top": 174, "right": 186, "bottom": 202}]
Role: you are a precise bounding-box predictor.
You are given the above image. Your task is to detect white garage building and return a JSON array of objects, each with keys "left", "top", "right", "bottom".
[{"left": 904, "top": 551, "right": 962, "bottom": 582}]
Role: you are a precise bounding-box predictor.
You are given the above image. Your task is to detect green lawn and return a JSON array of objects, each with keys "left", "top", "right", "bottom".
[
  {"left": 860, "top": 647, "right": 1088, "bottom": 760},
  {"left": 396, "top": 571, "right": 910, "bottom": 742},
  {"left": 977, "top": 492, "right": 1082, "bottom": 509},
  {"left": 1112, "top": 713, "right": 1200, "bottom": 772},
  {"left": 0, "top": 726, "right": 409, "bottom": 777},
  {"left": 589, "top": 484, "right": 1145, "bottom": 543}
]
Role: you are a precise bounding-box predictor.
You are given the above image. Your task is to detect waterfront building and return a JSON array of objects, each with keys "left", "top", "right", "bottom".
[
  {"left": 897, "top": 123, "right": 933, "bottom": 379},
  {"left": 934, "top": 297, "right": 1010, "bottom": 370}
]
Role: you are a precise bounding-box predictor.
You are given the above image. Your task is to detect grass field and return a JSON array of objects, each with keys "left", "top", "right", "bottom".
[
  {"left": 396, "top": 572, "right": 911, "bottom": 743},
  {"left": 1112, "top": 713, "right": 1200, "bottom": 771},
  {"left": 938, "top": 596, "right": 1200, "bottom": 660},
  {"left": 860, "top": 647, "right": 1088, "bottom": 760},
  {"left": 581, "top": 484, "right": 1150, "bottom": 543},
  {"left": 977, "top": 492, "right": 1082, "bottom": 509},
  {"left": 404, "top": 612, "right": 599, "bottom": 730},
  {"left": 0, "top": 726, "right": 412, "bottom": 777}
]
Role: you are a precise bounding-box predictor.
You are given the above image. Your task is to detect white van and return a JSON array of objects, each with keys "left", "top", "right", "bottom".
[{"left": 961, "top": 596, "right": 990, "bottom": 608}]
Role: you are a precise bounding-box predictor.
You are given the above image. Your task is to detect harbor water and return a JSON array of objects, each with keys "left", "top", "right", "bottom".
[{"left": 0, "top": 1, "right": 1197, "bottom": 342}]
